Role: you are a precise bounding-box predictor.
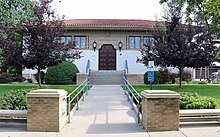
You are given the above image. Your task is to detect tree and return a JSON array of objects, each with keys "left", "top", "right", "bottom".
[
  {"left": 202, "top": 0, "right": 220, "bottom": 38},
  {"left": 4, "top": 0, "right": 81, "bottom": 86},
  {"left": 0, "top": 0, "right": 33, "bottom": 74},
  {"left": 140, "top": 5, "right": 217, "bottom": 88},
  {"left": 160, "top": 0, "right": 220, "bottom": 81},
  {"left": 160, "top": 0, "right": 220, "bottom": 38}
]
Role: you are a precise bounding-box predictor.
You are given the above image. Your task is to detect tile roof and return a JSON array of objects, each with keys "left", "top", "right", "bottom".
[{"left": 63, "top": 19, "right": 158, "bottom": 27}]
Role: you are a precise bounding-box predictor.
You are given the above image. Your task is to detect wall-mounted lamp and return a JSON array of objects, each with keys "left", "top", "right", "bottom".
[
  {"left": 93, "top": 41, "right": 97, "bottom": 52},
  {"left": 118, "top": 41, "right": 122, "bottom": 52}
]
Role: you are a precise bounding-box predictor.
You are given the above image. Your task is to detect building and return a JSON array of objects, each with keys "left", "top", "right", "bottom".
[{"left": 23, "top": 19, "right": 159, "bottom": 83}]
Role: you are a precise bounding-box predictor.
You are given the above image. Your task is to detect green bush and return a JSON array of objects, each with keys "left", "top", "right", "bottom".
[
  {"left": 144, "top": 71, "right": 162, "bottom": 84},
  {"left": 182, "top": 70, "right": 192, "bottom": 82},
  {"left": 45, "top": 61, "right": 79, "bottom": 84},
  {"left": 0, "top": 72, "right": 13, "bottom": 83},
  {"left": 0, "top": 89, "right": 34, "bottom": 110},
  {"left": 180, "top": 92, "right": 216, "bottom": 109},
  {"left": 159, "top": 69, "right": 178, "bottom": 84},
  {"left": 144, "top": 69, "right": 178, "bottom": 84},
  {"left": 13, "top": 75, "right": 26, "bottom": 82}
]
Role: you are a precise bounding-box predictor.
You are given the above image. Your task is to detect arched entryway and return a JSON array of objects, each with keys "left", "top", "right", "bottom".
[{"left": 99, "top": 44, "right": 116, "bottom": 70}]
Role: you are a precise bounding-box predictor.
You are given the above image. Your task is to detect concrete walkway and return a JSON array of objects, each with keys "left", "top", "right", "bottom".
[
  {"left": 1, "top": 85, "right": 220, "bottom": 137},
  {"left": 57, "top": 85, "right": 149, "bottom": 137}
]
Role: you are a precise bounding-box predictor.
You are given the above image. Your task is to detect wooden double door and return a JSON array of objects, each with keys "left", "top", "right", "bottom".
[{"left": 99, "top": 44, "right": 116, "bottom": 70}]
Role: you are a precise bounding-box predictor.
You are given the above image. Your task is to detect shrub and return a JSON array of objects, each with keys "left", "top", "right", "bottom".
[
  {"left": 159, "top": 68, "right": 178, "bottom": 84},
  {"left": 182, "top": 70, "right": 192, "bottom": 83},
  {"left": 45, "top": 61, "right": 79, "bottom": 84},
  {"left": 13, "top": 75, "right": 26, "bottom": 82},
  {"left": 27, "top": 78, "right": 33, "bottom": 83},
  {"left": 0, "top": 89, "right": 34, "bottom": 110},
  {"left": 180, "top": 92, "right": 216, "bottom": 109},
  {"left": 144, "top": 69, "right": 178, "bottom": 84},
  {"left": 158, "top": 68, "right": 169, "bottom": 84},
  {"left": 0, "top": 72, "right": 13, "bottom": 83},
  {"left": 144, "top": 71, "right": 162, "bottom": 84},
  {"left": 34, "top": 71, "right": 45, "bottom": 84},
  {"left": 8, "top": 67, "right": 17, "bottom": 77},
  {"left": 169, "top": 73, "right": 178, "bottom": 84}
]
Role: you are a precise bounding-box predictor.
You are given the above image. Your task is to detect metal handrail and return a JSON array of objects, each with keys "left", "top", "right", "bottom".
[
  {"left": 123, "top": 77, "right": 142, "bottom": 124},
  {"left": 125, "top": 60, "right": 128, "bottom": 74},
  {"left": 86, "top": 60, "right": 91, "bottom": 73},
  {"left": 67, "top": 77, "right": 90, "bottom": 123}
]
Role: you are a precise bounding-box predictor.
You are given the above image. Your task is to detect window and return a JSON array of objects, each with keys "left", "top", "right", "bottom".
[
  {"left": 143, "top": 36, "right": 154, "bottom": 48},
  {"left": 129, "top": 36, "right": 140, "bottom": 49},
  {"left": 60, "top": 36, "right": 72, "bottom": 45},
  {"left": 74, "top": 36, "right": 87, "bottom": 49}
]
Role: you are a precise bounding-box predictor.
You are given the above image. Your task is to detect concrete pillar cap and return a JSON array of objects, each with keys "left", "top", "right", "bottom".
[
  {"left": 27, "top": 89, "right": 67, "bottom": 97},
  {"left": 142, "top": 90, "right": 180, "bottom": 99}
]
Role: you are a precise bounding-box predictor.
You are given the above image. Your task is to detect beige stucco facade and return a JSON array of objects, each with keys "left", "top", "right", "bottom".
[{"left": 64, "top": 29, "right": 153, "bottom": 50}]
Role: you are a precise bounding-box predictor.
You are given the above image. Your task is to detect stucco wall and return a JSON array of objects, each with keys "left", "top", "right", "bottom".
[
  {"left": 23, "top": 30, "right": 150, "bottom": 75},
  {"left": 74, "top": 49, "right": 147, "bottom": 74}
]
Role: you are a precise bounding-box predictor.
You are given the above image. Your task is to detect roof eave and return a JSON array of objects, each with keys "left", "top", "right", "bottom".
[{"left": 64, "top": 25, "right": 163, "bottom": 31}]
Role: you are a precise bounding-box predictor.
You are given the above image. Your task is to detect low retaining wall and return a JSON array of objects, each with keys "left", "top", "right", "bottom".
[
  {"left": 126, "top": 74, "right": 144, "bottom": 84},
  {"left": 77, "top": 73, "right": 88, "bottom": 85}
]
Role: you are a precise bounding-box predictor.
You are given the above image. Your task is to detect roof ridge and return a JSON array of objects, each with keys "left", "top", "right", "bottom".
[{"left": 63, "top": 19, "right": 159, "bottom": 27}]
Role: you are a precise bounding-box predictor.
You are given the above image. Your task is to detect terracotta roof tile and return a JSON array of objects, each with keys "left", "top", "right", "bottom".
[{"left": 63, "top": 19, "right": 158, "bottom": 27}]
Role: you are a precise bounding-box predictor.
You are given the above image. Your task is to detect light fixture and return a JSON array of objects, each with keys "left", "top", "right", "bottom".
[
  {"left": 118, "top": 41, "right": 122, "bottom": 52},
  {"left": 93, "top": 41, "right": 97, "bottom": 52}
]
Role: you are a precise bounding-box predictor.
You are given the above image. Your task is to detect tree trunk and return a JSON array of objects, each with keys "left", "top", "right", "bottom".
[
  {"left": 179, "top": 68, "right": 183, "bottom": 88},
  {"left": 199, "top": 67, "right": 203, "bottom": 81},
  {"left": 37, "top": 68, "right": 41, "bottom": 87}
]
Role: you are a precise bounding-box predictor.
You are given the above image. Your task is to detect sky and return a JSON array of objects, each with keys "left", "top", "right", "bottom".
[{"left": 54, "top": 0, "right": 165, "bottom": 20}]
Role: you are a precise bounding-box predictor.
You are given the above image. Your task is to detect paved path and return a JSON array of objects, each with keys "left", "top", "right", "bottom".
[
  {"left": 1, "top": 85, "right": 220, "bottom": 137},
  {"left": 57, "top": 85, "right": 149, "bottom": 137}
]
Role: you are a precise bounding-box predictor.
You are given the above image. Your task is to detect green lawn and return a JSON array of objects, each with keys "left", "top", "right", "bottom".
[
  {"left": 133, "top": 84, "right": 220, "bottom": 108},
  {"left": 0, "top": 84, "right": 78, "bottom": 96}
]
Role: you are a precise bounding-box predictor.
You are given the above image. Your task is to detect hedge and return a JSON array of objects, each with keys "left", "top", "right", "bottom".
[
  {"left": 45, "top": 61, "right": 79, "bottom": 84},
  {"left": 180, "top": 92, "right": 216, "bottom": 109}
]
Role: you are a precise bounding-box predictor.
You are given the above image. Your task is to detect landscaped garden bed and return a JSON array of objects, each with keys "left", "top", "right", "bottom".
[
  {"left": 133, "top": 85, "right": 220, "bottom": 108},
  {"left": 0, "top": 84, "right": 78, "bottom": 110}
]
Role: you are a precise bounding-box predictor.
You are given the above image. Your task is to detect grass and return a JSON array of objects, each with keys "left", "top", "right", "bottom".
[
  {"left": 0, "top": 83, "right": 78, "bottom": 96},
  {"left": 133, "top": 84, "right": 220, "bottom": 108}
]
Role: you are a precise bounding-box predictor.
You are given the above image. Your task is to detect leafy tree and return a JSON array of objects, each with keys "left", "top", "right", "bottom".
[
  {"left": 160, "top": 0, "right": 220, "bottom": 38},
  {"left": 202, "top": 0, "right": 220, "bottom": 38},
  {"left": 0, "top": 0, "right": 33, "bottom": 26},
  {"left": 0, "top": 0, "right": 33, "bottom": 74},
  {"left": 4, "top": 0, "right": 81, "bottom": 86},
  {"left": 140, "top": 5, "right": 217, "bottom": 88}
]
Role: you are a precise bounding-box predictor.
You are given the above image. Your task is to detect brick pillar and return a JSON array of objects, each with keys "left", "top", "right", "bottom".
[
  {"left": 27, "top": 89, "right": 67, "bottom": 132},
  {"left": 142, "top": 90, "right": 180, "bottom": 132}
]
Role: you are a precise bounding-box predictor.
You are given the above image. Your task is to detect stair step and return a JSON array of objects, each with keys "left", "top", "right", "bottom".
[{"left": 90, "top": 71, "right": 124, "bottom": 85}]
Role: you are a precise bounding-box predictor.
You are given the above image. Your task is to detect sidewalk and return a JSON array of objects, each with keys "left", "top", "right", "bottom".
[{"left": 0, "top": 85, "right": 220, "bottom": 137}]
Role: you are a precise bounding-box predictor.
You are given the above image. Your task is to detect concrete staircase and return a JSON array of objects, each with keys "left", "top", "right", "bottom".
[{"left": 90, "top": 71, "right": 124, "bottom": 85}]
